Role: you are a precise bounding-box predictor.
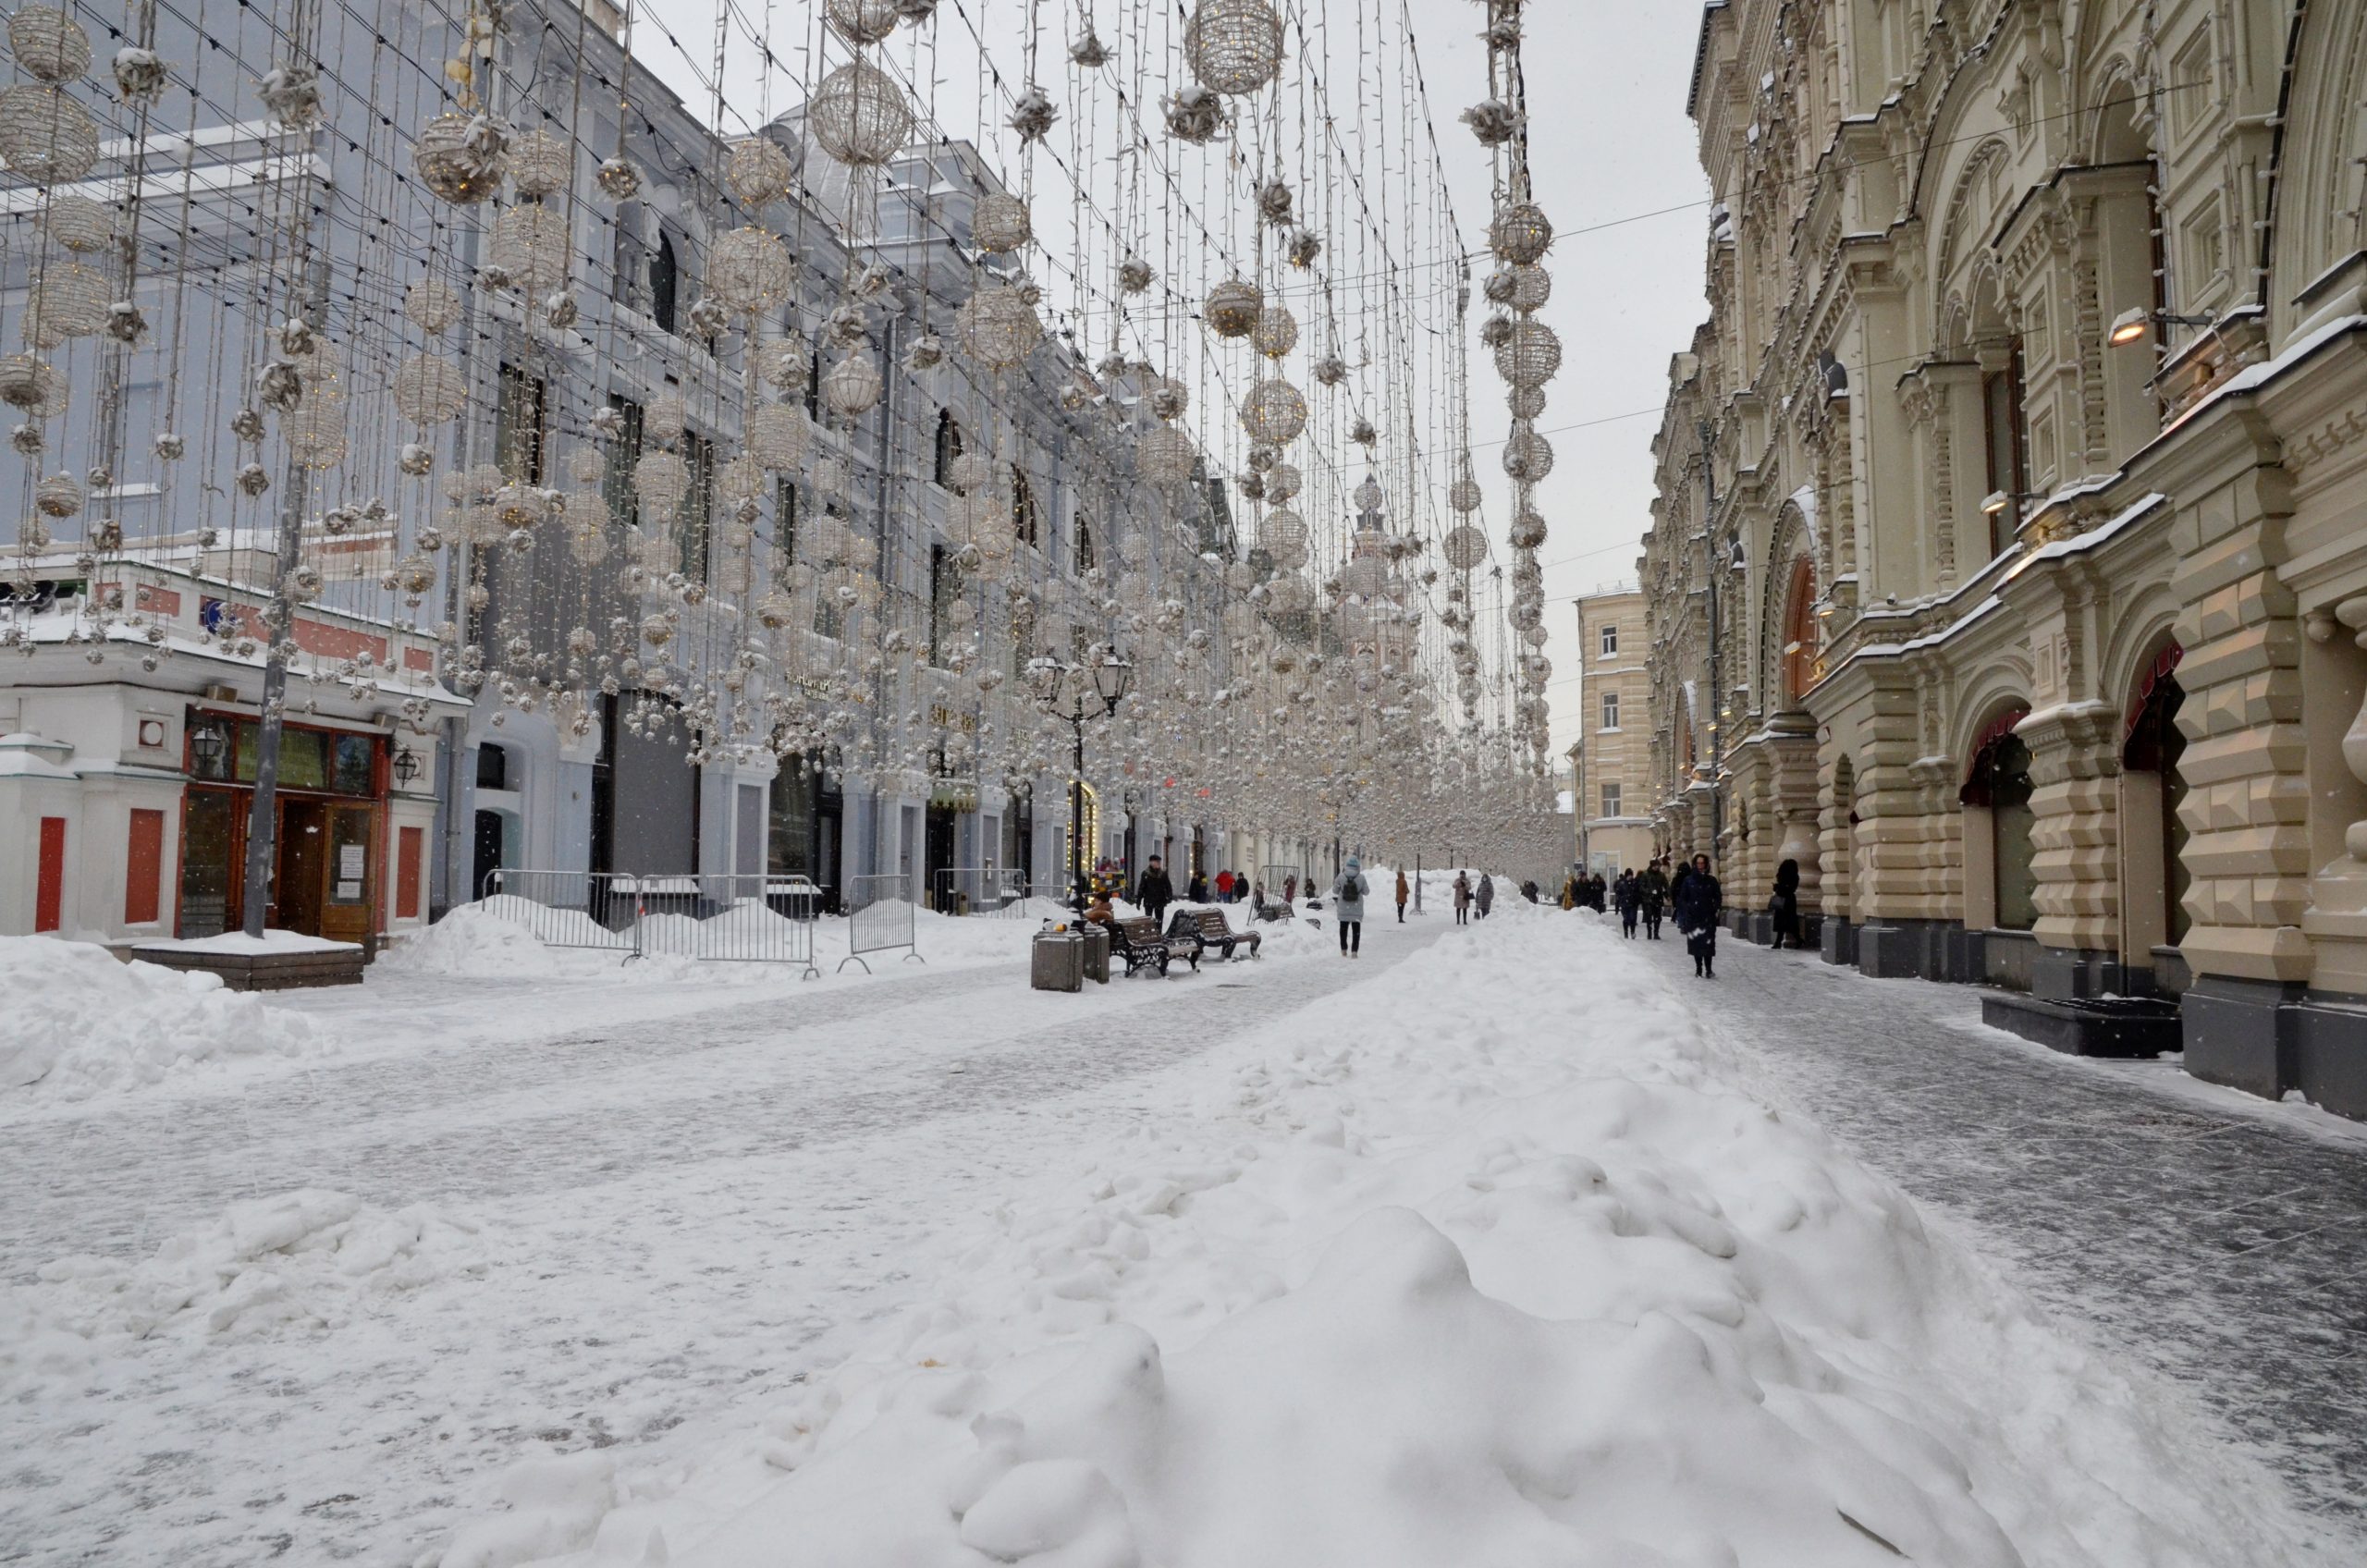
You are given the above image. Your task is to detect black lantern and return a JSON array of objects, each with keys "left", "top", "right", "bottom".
[
  {"left": 391, "top": 744, "right": 423, "bottom": 786},
  {"left": 189, "top": 719, "right": 228, "bottom": 773}
]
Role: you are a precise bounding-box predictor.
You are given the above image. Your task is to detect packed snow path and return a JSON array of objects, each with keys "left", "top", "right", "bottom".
[
  {"left": 0, "top": 916, "right": 1435, "bottom": 1568},
  {"left": 1649, "top": 929, "right": 2367, "bottom": 1529}
]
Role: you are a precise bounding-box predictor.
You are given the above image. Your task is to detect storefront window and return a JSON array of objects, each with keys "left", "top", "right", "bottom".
[
  {"left": 179, "top": 790, "right": 237, "bottom": 937},
  {"left": 333, "top": 733, "right": 375, "bottom": 795},
  {"left": 278, "top": 729, "right": 327, "bottom": 791}
]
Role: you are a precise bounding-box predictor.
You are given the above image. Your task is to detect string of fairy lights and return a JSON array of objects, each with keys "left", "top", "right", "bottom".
[{"left": 0, "top": 0, "right": 1566, "bottom": 876}]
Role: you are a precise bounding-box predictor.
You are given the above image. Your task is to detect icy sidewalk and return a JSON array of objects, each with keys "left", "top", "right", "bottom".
[{"left": 444, "top": 904, "right": 2342, "bottom": 1568}]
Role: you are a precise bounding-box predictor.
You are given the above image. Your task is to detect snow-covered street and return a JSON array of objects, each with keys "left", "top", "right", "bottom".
[{"left": 3, "top": 896, "right": 2361, "bottom": 1566}]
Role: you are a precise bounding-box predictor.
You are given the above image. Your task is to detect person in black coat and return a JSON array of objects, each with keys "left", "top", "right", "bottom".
[
  {"left": 1613, "top": 870, "right": 1642, "bottom": 938},
  {"left": 1673, "top": 852, "right": 1723, "bottom": 978},
  {"left": 1186, "top": 868, "right": 1208, "bottom": 903},
  {"left": 1641, "top": 859, "right": 1670, "bottom": 939},
  {"left": 1137, "top": 856, "right": 1174, "bottom": 926},
  {"left": 1768, "top": 858, "right": 1802, "bottom": 949}
]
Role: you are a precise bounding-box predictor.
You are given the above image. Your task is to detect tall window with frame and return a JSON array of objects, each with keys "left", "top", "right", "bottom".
[
  {"left": 775, "top": 476, "right": 799, "bottom": 565},
  {"left": 496, "top": 362, "right": 547, "bottom": 484},
  {"left": 928, "top": 543, "right": 960, "bottom": 668},
  {"left": 1601, "top": 782, "right": 1622, "bottom": 818},
  {"left": 1600, "top": 691, "right": 1621, "bottom": 731},
  {"left": 1012, "top": 468, "right": 1042, "bottom": 548},
  {"left": 679, "top": 429, "right": 716, "bottom": 583},
  {"left": 611, "top": 201, "right": 648, "bottom": 311},
  {"left": 1982, "top": 344, "right": 2028, "bottom": 559},
  {"left": 933, "top": 410, "right": 963, "bottom": 486},
  {"left": 815, "top": 505, "right": 847, "bottom": 640},
  {"left": 1074, "top": 510, "right": 1094, "bottom": 574},
  {"left": 803, "top": 344, "right": 822, "bottom": 419},
  {"left": 602, "top": 394, "right": 644, "bottom": 531},
  {"left": 1600, "top": 623, "right": 1618, "bottom": 658},
  {"left": 650, "top": 230, "right": 680, "bottom": 335}
]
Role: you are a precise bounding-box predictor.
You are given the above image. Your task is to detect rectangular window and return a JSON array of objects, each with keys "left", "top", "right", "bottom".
[
  {"left": 775, "top": 478, "right": 799, "bottom": 564},
  {"left": 35, "top": 815, "right": 65, "bottom": 932},
  {"left": 1074, "top": 511, "right": 1095, "bottom": 574},
  {"left": 332, "top": 733, "right": 375, "bottom": 796},
  {"left": 1601, "top": 783, "right": 1622, "bottom": 818},
  {"left": 496, "top": 362, "right": 548, "bottom": 484},
  {"left": 605, "top": 395, "right": 645, "bottom": 531},
  {"left": 125, "top": 808, "right": 165, "bottom": 925},
  {"left": 680, "top": 429, "right": 716, "bottom": 582},
  {"left": 928, "top": 544, "right": 957, "bottom": 668},
  {"left": 1600, "top": 692, "right": 1621, "bottom": 730},
  {"left": 1982, "top": 347, "right": 2027, "bottom": 558},
  {"left": 397, "top": 825, "right": 423, "bottom": 919},
  {"left": 1600, "top": 624, "right": 1618, "bottom": 658}
]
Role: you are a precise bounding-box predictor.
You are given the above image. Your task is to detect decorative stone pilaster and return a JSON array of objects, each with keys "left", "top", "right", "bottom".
[
  {"left": 2019, "top": 699, "right": 2125, "bottom": 993},
  {"left": 2298, "top": 597, "right": 2367, "bottom": 994}
]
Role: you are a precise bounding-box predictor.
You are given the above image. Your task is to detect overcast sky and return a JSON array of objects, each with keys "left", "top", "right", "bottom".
[{"left": 638, "top": 0, "right": 1711, "bottom": 757}]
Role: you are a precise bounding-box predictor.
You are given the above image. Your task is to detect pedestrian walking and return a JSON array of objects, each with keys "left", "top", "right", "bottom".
[
  {"left": 1453, "top": 870, "right": 1472, "bottom": 925},
  {"left": 1522, "top": 879, "right": 1539, "bottom": 903},
  {"left": 1187, "top": 867, "right": 1208, "bottom": 903},
  {"left": 1214, "top": 868, "right": 1234, "bottom": 903},
  {"left": 1283, "top": 873, "right": 1298, "bottom": 905},
  {"left": 1394, "top": 867, "right": 1410, "bottom": 922},
  {"left": 1642, "top": 859, "right": 1669, "bottom": 939},
  {"left": 1136, "top": 855, "right": 1173, "bottom": 928},
  {"left": 1332, "top": 857, "right": 1370, "bottom": 956},
  {"left": 1769, "top": 858, "right": 1803, "bottom": 949},
  {"left": 1252, "top": 879, "right": 1267, "bottom": 912},
  {"left": 1614, "top": 869, "right": 1641, "bottom": 937},
  {"left": 1477, "top": 873, "right": 1495, "bottom": 919},
  {"left": 1674, "top": 852, "right": 1723, "bottom": 978},
  {"left": 1560, "top": 871, "right": 1579, "bottom": 910}
]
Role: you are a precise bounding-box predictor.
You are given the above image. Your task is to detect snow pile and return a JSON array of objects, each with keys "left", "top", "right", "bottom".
[
  {"left": 449, "top": 918, "right": 2312, "bottom": 1568},
  {"left": 378, "top": 900, "right": 645, "bottom": 979},
  {"left": 5, "top": 1189, "right": 488, "bottom": 1370},
  {"left": 0, "top": 935, "right": 324, "bottom": 1101}
]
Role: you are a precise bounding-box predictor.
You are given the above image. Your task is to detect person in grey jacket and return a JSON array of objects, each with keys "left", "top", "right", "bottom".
[
  {"left": 1332, "top": 857, "right": 1370, "bottom": 956},
  {"left": 1476, "top": 873, "right": 1495, "bottom": 918}
]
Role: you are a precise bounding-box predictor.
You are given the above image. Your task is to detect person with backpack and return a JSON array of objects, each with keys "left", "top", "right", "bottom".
[
  {"left": 1136, "top": 855, "right": 1173, "bottom": 927},
  {"left": 1476, "top": 873, "right": 1495, "bottom": 919},
  {"left": 1452, "top": 870, "right": 1472, "bottom": 925},
  {"left": 1674, "top": 852, "right": 1723, "bottom": 978},
  {"left": 1394, "top": 867, "right": 1410, "bottom": 922},
  {"left": 1332, "top": 857, "right": 1370, "bottom": 956}
]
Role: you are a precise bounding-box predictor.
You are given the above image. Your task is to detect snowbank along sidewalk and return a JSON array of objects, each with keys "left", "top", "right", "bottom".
[{"left": 440, "top": 897, "right": 2336, "bottom": 1568}]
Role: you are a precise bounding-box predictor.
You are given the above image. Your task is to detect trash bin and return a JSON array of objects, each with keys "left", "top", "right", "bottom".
[
  {"left": 1080, "top": 923, "right": 1110, "bottom": 984},
  {"left": 1031, "top": 928, "right": 1085, "bottom": 992}
]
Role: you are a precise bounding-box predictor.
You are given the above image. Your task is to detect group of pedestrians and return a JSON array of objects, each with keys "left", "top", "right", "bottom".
[
  {"left": 1450, "top": 870, "right": 1495, "bottom": 925},
  {"left": 1608, "top": 861, "right": 1670, "bottom": 940}
]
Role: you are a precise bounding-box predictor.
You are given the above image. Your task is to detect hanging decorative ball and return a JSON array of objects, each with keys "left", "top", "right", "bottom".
[
  {"left": 595, "top": 156, "right": 643, "bottom": 201},
  {"left": 1441, "top": 523, "right": 1487, "bottom": 571},
  {"left": 1311, "top": 353, "right": 1348, "bottom": 386},
  {"left": 1256, "top": 508, "right": 1307, "bottom": 556},
  {"left": 725, "top": 135, "right": 800, "bottom": 209},
  {"left": 950, "top": 492, "right": 1016, "bottom": 561},
  {"left": 568, "top": 447, "right": 606, "bottom": 484},
  {"left": 229, "top": 407, "right": 265, "bottom": 442},
  {"left": 1256, "top": 178, "right": 1294, "bottom": 226},
  {"left": 1502, "top": 424, "right": 1555, "bottom": 482},
  {"left": 473, "top": 262, "right": 514, "bottom": 292},
  {"left": 645, "top": 393, "right": 687, "bottom": 446},
  {"left": 1493, "top": 319, "right": 1564, "bottom": 388},
  {"left": 1287, "top": 227, "right": 1321, "bottom": 269},
  {"left": 1008, "top": 86, "right": 1059, "bottom": 143},
  {"left": 0, "top": 85, "right": 99, "bottom": 183},
  {"left": 1448, "top": 464, "right": 1483, "bottom": 513},
  {"left": 808, "top": 58, "right": 914, "bottom": 167},
  {"left": 414, "top": 111, "right": 509, "bottom": 202},
  {"left": 12, "top": 424, "right": 44, "bottom": 459},
  {"left": 953, "top": 282, "right": 1043, "bottom": 369},
  {"left": 1349, "top": 416, "right": 1379, "bottom": 446},
  {"left": 972, "top": 192, "right": 1032, "bottom": 253},
  {"left": 33, "top": 472, "right": 80, "bottom": 518},
  {"left": 1185, "top": 0, "right": 1284, "bottom": 95},
  {"left": 717, "top": 455, "right": 768, "bottom": 507},
  {"left": 707, "top": 227, "right": 794, "bottom": 312},
  {"left": 1147, "top": 377, "right": 1188, "bottom": 421},
  {"left": 1136, "top": 426, "right": 1196, "bottom": 486},
  {"left": 284, "top": 386, "right": 349, "bottom": 471},
  {"left": 154, "top": 431, "right": 186, "bottom": 460},
  {"left": 1069, "top": 28, "right": 1111, "bottom": 67},
  {"left": 41, "top": 194, "right": 114, "bottom": 253},
  {"left": 1267, "top": 461, "right": 1302, "bottom": 502},
  {"left": 1355, "top": 475, "right": 1385, "bottom": 513},
  {"left": 1486, "top": 263, "right": 1552, "bottom": 312},
  {"left": 393, "top": 354, "right": 468, "bottom": 423},
  {"left": 825, "top": 0, "right": 901, "bottom": 46},
  {"left": 824, "top": 301, "right": 871, "bottom": 348},
  {"left": 947, "top": 451, "right": 991, "bottom": 494},
  {"left": 236, "top": 462, "right": 271, "bottom": 497},
  {"left": 1205, "top": 277, "right": 1261, "bottom": 337},
  {"left": 1236, "top": 470, "right": 1267, "bottom": 503},
  {"left": 113, "top": 45, "right": 166, "bottom": 104},
  {"left": 8, "top": 8, "right": 90, "bottom": 83},
  {"left": 508, "top": 128, "right": 572, "bottom": 197},
  {"left": 543, "top": 288, "right": 579, "bottom": 330},
  {"left": 255, "top": 61, "right": 323, "bottom": 127},
  {"left": 491, "top": 202, "right": 570, "bottom": 291},
  {"left": 1118, "top": 256, "right": 1154, "bottom": 294},
  {"left": 1489, "top": 202, "right": 1554, "bottom": 264},
  {"left": 1161, "top": 83, "right": 1228, "bottom": 143},
  {"left": 1508, "top": 384, "right": 1547, "bottom": 419},
  {"left": 1460, "top": 99, "right": 1522, "bottom": 147},
  {"left": 104, "top": 299, "right": 144, "bottom": 345},
  {"left": 822, "top": 351, "right": 884, "bottom": 417},
  {"left": 22, "top": 263, "right": 108, "bottom": 348},
  {"left": 1509, "top": 507, "right": 1549, "bottom": 549},
  {"left": 1241, "top": 379, "right": 1307, "bottom": 446},
  {"left": 634, "top": 450, "right": 692, "bottom": 515},
  {"left": 901, "top": 332, "right": 945, "bottom": 374},
  {"left": 1250, "top": 304, "right": 1298, "bottom": 359},
  {"left": 748, "top": 402, "right": 808, "bottom": 470}
]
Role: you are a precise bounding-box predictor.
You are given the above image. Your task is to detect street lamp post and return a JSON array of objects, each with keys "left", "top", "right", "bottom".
[{"left": 1031, "top": 648, "right": 1133, "bottom": 913}]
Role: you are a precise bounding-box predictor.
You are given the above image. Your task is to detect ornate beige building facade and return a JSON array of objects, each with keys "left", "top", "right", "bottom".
[
  {"left": 1645, "top": 0, "right": 2367, "bottom": 1116},
  {"left": 1571, "top": 586, "right": 1658, "bottom": 875}
]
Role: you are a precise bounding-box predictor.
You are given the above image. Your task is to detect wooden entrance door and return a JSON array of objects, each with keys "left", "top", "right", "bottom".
[
  {"left": 276, "top": 799, "right": 328, "bottom": 935},
  {"left": 322, "top": 803, "right": 376, "bottom": 945}
]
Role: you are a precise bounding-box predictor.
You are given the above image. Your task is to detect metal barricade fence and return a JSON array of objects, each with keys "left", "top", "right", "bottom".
[
  {"left": 928, "top": 865, "right": 1033, "bottom": 916},
  {"left": 485, "top": 869, "right": 819, "bottom": 977},
  {"left": 843, "top": 872, "right": 924, "bottom": 972}
]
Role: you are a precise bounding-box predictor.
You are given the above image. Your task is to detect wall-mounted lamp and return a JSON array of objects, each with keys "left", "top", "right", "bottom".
[
  {"left": 1981, "top": 488, "right": 2045, "bottom": 519},
  {"left": 189, "top": 719, "right": 228, "bottom": 771},
  {"left": 391, "top": 745, "right": 423, "bottom": 786},
  {"left": 2108, "top": 305, "right": 2219, "bottom": 347}
]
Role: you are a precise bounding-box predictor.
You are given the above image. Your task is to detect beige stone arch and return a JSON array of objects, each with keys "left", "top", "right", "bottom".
[
  {"left": 1956, "top": 684, "right": 2039, "bottom": 935},
  {"left": 2265, "top": 0, "right": 2367, "bottom": 344},
  {"left": 1758, "top": 494, "right": 1821, "bottom": 711}
]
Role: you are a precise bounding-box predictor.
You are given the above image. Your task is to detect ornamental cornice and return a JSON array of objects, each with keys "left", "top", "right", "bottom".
[{"left": 2284, "top": 406, "right": 2367, "bottom": 482}]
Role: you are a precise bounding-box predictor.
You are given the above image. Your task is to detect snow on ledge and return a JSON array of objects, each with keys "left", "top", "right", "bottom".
[{"left": 134, "top": 930, "right": 363, "bottom": 956}]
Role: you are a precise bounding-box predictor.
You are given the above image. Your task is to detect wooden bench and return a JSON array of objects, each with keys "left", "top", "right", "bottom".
[
  {"left": 1107, "top": 916, "right": 1182, "bottom": 976},
  {"left": 1187, "top": 906, "right": 1261, "bottom": 959}
]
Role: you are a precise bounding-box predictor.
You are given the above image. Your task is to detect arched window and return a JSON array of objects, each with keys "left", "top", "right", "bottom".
[
  {"left": 650, "top": 231, "right": 680, "bottom": 335},
  {"left": 1012, "top": 469, "right": 1041, "bottom": 547},
  {"left": 2124, "top": 643, "right": 2189, "bottom": 949},
  {"left": 1963, "top": 711, "right": 2037, "bottom": 931},
  {"left": 933, "top": 410, "right": 963, "bottom": 486},
  {"left": 1780, "top": 554, "right": 1819, "bottom": 702}
]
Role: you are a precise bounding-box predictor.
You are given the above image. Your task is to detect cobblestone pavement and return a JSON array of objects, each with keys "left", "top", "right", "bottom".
[
  {"left": 0, "top": 920, "right": 1443, "bottom": 1568},
  {"left": 1637, "top": 926, "right": 2367, "bottom": 1533}
]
